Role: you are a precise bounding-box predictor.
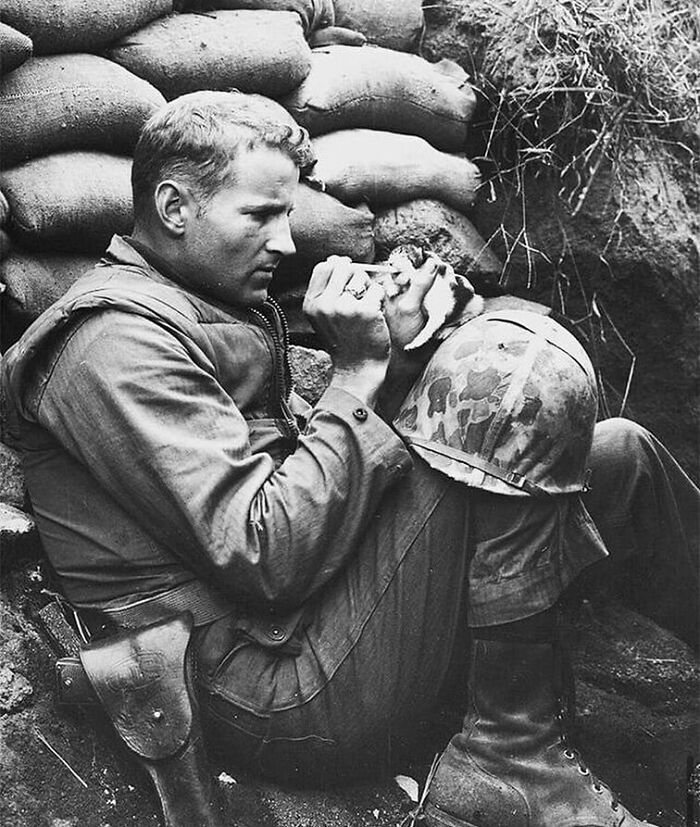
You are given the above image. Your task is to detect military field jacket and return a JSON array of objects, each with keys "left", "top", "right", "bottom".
[{"left": 1, "top": 236, "right": 412, "bottom": 612}]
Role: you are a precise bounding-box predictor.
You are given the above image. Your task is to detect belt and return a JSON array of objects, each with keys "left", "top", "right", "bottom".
[{"left": 100, "top": 579, "right": 235, "bottom": 629}]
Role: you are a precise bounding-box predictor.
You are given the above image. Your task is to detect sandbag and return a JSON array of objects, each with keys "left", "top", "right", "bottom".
[
  {"left": 187, "top": 0, "right": 334, "bottom": 33},
  {"left": 0, "top": 152, "right": 133, "bottom": 252},
  {"left": 0, "top": 54, "right": 166, "bottom": 168},
  {"left": 1, "top": 250, "right": 96, "bottom": 345},
  {"left": 332, "top": 0, "right": 423, "bottom": 52},
  {"left": 283, "top": 45, "right": 476, "bottom": 152},
  {"left": 311, "top": 130, "right": 481, "bottom": 213},
  {"left": 107, "top": 10, "right": 312, "bottom": 100},
  {"left": 0, "top": 22, "right": 32, "bottom": 74},
  {"left": 290, "top": 183, "right": 374, "bottom": 263},
  {"left": 374, "top": 200, "right": 501, "bottom": 278},
  {"left": 1, "top": 0, "right": 173, "bottom": 55}
]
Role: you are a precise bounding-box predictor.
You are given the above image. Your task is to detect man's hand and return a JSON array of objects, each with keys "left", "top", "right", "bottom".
[
  {"left": 380, "top": 254, "right": 442, "bottom": 352},
  {"left": 304, "top": 256, "right": 391, "bottom": 407}
]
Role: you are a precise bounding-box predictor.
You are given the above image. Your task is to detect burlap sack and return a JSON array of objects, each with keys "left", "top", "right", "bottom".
[
  {"left": 0, "top": 249, "right": 95, "bottom": 346},
  {"left": 290, "top": 183, "right": 374, "bottom": 263},
  {"left": 374, "top": 199, "right": 502, "bottom": 277},
  {"left": 0, "top": 54, "right": 165, "bottom": 167},
  {"left": 1, "top": 0, "right": 172, "bottom": 55},
  {"left": 188, "top": 0, "right": 334, "bottom": 33},
  {"left": 283, "top": 45, "right": 476, "bottom": 152},
  {"left": 333, "top": 0, "right": 423, "bottom": 52},
  {"left": 107, "top": 10, "right": 312, "bottom": 100},
  {"left": 0, "top": 152, "right": 133, "bottom": 252},
  {"left": 312, "top": 130, "right": 481, "bottom": 213},
  {"left": 0, "top": 22, "right": 32, "bottom": 74}
]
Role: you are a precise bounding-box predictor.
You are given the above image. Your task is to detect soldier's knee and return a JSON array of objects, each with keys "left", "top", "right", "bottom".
[
  {"left": 589, "top": 417, "right": 654, "bottom": 485},
  {"left": 595, "top": 417, "right": 651, "bottom": 453}
]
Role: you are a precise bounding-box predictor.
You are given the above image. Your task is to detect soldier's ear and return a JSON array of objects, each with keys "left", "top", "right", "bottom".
[{"left": 154, "top": 180, "right": 193, "bottom": 237}]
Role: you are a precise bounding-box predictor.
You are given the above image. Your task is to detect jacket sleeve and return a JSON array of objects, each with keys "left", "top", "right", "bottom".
[{"left": 34, "top": 310, "right": 413, "bottom": 609}]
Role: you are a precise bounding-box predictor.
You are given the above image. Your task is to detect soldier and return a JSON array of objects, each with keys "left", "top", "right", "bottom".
[{"left": 2, "top": 91, "right": 697, "bottom": 826}]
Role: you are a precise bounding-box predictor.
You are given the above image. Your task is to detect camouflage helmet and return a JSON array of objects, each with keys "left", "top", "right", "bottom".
[{"left": 394, "top": 310, "right": 598, "bottom": 497}]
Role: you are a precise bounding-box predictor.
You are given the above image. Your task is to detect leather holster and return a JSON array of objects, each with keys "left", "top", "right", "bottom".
[{"left": 64, "top": 611, "right": 227, "bottom": 827}]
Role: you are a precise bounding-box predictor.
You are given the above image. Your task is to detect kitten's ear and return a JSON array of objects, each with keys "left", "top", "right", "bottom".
[{"left": 453, "top": 275, "right": 476, "bottom": 303}]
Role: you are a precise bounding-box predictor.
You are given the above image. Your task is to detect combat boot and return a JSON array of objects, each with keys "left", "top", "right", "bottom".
[{"left": 423, "top": 638, "right": 659, "bottom": 827}]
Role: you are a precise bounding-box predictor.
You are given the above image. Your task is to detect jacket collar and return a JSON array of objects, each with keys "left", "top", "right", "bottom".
[{"left": 102, "top": 235, "right": 187, "bottom": 292}]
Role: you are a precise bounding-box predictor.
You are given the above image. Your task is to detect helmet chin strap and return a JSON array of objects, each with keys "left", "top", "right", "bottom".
[{"left": 404, "top": 433, "right": 550, "bottom": 497}]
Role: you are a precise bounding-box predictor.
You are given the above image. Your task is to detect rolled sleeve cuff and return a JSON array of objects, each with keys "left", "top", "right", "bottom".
[{"left": 312, "top": 386, "right": 414, "bottom": 480}]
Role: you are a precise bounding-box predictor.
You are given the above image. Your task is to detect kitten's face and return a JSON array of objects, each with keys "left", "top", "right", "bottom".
[{"left": 383, "top": 246, "right": 484, "bottom": 350}]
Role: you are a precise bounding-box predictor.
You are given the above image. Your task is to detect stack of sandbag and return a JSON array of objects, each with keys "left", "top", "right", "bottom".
[
  {"left": 0, "top": 0, "right": 503, "bottom": 352},
  {"left": 0, "top": 51, "right": 168, "bottom": 345}
]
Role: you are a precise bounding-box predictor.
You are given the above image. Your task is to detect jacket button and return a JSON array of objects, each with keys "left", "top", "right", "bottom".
[
  {"left": 268, "top": 625, "right": 285, "bottom": 641},
  {"left": 353, "top": 407, "right": 368, "bottom": 422}
]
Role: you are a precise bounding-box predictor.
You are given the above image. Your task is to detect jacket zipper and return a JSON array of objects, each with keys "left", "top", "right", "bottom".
[{"left": 248, "top": 299, "right": 299, "bottom": 442}]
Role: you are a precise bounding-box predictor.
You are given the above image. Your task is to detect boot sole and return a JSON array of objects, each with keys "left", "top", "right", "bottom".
[{"left": 423, "top": 802, "right": 479, "bottom": 827}]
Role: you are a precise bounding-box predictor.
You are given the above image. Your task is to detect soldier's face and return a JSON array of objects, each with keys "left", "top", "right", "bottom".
[{"left": 185, "top": 147, "right": 298, "bottom": 307}]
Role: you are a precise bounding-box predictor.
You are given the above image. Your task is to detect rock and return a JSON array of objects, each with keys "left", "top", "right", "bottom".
[
  {"left": 0, "top": 443, "right": 26, "bottom": 509},
  {"left": 0, "top": 576, "right": 162, "bottom": 827},
  {"left": 0, "top": 503, "right": 41, "bottom": 568},
  {"left": 0, "top": 664, "right": 33, "bottom": 713},
  {"left": 570, "top": 601, "right": 698, "bottom": 826},
  {"left": 374, "top": 199, "right": 502, "bottom": 278},
  {"left": 420, "top": 0, "right": 487, "bottom": 65},
  {"left": 573, "top": 602, "right": 699, "bottom": 712},
  {"left": 289, "top": 345, "right": 331, "bottom": 405}
]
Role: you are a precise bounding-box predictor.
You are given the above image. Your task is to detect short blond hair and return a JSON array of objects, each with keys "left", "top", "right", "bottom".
[{"left": 131, "top": 90, "right": 313, "bottom": 220}]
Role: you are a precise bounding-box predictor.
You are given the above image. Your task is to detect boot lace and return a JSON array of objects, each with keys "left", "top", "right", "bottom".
[{"left": 556, "top": 708, "right": 620, "bottom": 812}]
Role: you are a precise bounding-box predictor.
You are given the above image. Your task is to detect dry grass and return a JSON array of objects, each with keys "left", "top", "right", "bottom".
[
  {"left": 429, "top": 0, "right": 699, "bottom": 416},
  {"left": 469, "top": 0, "right": 700, "bottom": 210}
]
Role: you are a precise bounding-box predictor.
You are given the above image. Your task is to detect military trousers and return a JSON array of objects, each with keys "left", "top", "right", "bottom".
[{"left": 196, "top": 418, "right": 699, "bottom": 783}]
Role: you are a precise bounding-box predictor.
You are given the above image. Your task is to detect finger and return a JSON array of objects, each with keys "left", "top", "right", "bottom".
[
  {"left": 324, "top": 256, "right": 355, "bottom": 297},
  {"left": 362, "top": 281, "right": 386, "bottom": 311},
  {"left": 306, "top": 257, "right": 337, "bottom": 300}
]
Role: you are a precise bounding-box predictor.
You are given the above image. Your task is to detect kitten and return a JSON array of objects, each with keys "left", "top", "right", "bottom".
[{"left": 383, "top": 244, "right": 485, "bottom": 350}]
